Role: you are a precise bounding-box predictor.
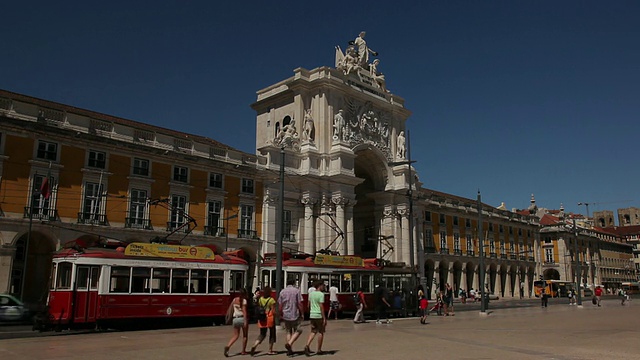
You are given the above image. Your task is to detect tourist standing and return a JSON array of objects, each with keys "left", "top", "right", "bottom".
[
  {"left": 279, "top": 279, "right": 304, "bottom": 357},
  {"left": 419, "top": 295, "right": 428, "bottom": 324},
  {"left": 444, "top": 283, "right": 454, "bottom": 316},
  {"left": 224, "top": 288, "right": 249, "bottom": 357},
  {"left": 328, "top": 283, "right": 340, "bottom": 320},
  {"left": 250, "top": 286, "right": 278, "bottom": 356},
  {"left": 353, "top": 287, "right": 367, "bottom": 323},
  {"left": 305, "top": 280, "right": 327, "bottom": 356}
]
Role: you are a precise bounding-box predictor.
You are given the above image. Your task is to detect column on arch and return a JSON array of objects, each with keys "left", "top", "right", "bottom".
[
  {"left": 332, "top": 195, "right": 347, "bottom": 255},
  {"left": 301, "top": 196, "right": 317, "bottom": 254},
  {"left": 346, "top": 201, "right": 355, "bottom": 256},
  {"left": 399, "top": 207, "right": 411, "bottom": 265}
]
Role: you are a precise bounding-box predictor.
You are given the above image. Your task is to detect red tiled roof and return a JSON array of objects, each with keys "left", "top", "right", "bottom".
[
  {"left": 0, "top": 89, "right": 239, "bottom": 152},
  {"left": 600, "top": 225, "right": 640, "bottom": 236},
  {"left": 540, "top": 214, "right": 560, "bottom": 226}
]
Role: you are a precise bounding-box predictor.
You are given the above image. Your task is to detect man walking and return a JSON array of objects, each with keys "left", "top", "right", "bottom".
[
  {"left": 305, "top": 280, "right": 327, "bottom": 356},
  {"left": 327, "top": 282, "right": 340, "bottom": 320},
  {"left": 353, "top": 287, "right": 367, "bottom": 323},
  {"left": 595, "top": 286, "right": 603, "bottom": 307},
  {"left": 279, "top": 279, "right": 304, "bottom": 357},
  {"left": 374, "top": 284, "right": 391, "bottom": 324}
]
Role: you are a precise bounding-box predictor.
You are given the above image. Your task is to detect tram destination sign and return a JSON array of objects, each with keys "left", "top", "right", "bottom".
[
  {"left": 124, "top": 242, "right": 215, "bottom": 260},
  {"left": 314, "top": 254, "right": 364, "bottom": 267}
]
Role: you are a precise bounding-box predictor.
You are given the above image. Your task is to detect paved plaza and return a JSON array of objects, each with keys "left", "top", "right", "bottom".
[{"left": 0, "top": 298, "right": 638, "bottom": 360}]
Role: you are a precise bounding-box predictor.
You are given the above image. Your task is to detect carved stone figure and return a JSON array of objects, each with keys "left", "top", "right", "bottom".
[
  {"left": 302, "top": 109, "right": 315, "bottom": 142},
  {"left": 354, "top": 31, "right": 378, "bottom": 68},
  {"left": 396, "top": 130, "right": 406, "bottom": 159},
  {"left": 275, "top": 119, "right": 299, "bottom": 148},
  {"left": 369, "top": 59, "right": 389, "bottom": 93},
  {"left": 333, "top": 109, "right": 345, "bottom": 141},
  {"left": 342, "top": 47, "right": 360, "bottom": 75}
]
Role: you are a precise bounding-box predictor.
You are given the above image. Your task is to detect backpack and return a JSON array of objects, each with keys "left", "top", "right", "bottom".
[
  {"left": 255, "top": 297, "right": 270, "bottom": 321},
  {"left": 353, "top": 293, "right": 361, "bottom": 305}
]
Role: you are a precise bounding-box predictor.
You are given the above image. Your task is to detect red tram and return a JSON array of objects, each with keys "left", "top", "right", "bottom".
[
  {"left": 260, "top": 252, "right": 417, "bottom": 315},
  {"left": 40, "top": 240, "right": 248, "bottom": 330}
]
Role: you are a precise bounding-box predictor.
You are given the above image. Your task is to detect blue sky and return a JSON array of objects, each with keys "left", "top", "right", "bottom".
[{"left": 2, "top": 1, "right": 639, "bottom": 219}]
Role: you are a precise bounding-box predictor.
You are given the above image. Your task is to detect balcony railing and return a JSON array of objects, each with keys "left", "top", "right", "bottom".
[
  {"left": 238, "top": 229, "right": 258, "bottom": 239},
  {"left": 500, "top": 254, "right": 507, "bottom": 259},
  {"left": 466, "top": 250, "right": 475, "bottom": 256},
  {"left": 519, "top": 255, "right": 526, "bottom": 261},
  {"left": 204, "top": 226, "right": 225, "bottom": 236},
  {"left": 453, "top": 249, "right": 462, "bottom": 256},
  {"left": 490, "top": 252, "right": 497, "bottom": 258},
  {"left": 24, "top": 207, "right": 59, "bottom": 221},
  {"left": 509, "top": 254, "right": 517, "bottom": 260},
  {"left": 77, "top": 212, "right": 108, "bottom": 226},
  {"left": 528, "top": 256, "right": 535, "bottom": 262},
  {"left": 426, "top": 246, "right": 437, "bottom": 254},
  {"left": 125, "top": 217, "right": 152, "bottom": 230},
  {"left": 439, "top": 248, "right": 449, "bottom": 255}
]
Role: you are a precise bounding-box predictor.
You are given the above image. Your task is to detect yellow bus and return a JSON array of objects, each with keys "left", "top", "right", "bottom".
[{"left": 534, "top": 280, "right": 573, "bottom": 298}]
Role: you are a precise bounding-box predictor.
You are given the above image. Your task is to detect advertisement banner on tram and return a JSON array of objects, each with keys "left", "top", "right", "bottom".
[
  {"left": 313, "top": 254, "right": 364, "bottom": 267},
  {"left": 124, "top": 242, "right": 215, "bottom": 260}
]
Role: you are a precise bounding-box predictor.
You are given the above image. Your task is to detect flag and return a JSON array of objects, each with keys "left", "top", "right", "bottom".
[{"left": 40, "top": 172, "right": 51, "bottom": 200}]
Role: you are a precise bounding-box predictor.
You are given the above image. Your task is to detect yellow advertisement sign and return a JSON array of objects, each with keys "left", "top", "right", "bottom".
[
  {"left": 314, "top": 254, "right": 364, "bottom": 267},
  {"left": 124, "top": 243, "right": 215, "bottom": 260}
]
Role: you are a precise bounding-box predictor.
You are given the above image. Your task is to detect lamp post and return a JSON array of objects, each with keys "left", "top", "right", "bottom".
[
  {"left": 572, "top": 217, "right": 583, "bottom": 306},
  {"left": 477, "top": 190, "right": 486, "bottom": 313},
  {"left": 223, "top": 210, "right": 239, "bottom": 252},
  {"left": 20, "top": 190, "right": 39, "bottom": 301},
  {"left": 276, "top": 147, "right": 285, "bottom": 316}
]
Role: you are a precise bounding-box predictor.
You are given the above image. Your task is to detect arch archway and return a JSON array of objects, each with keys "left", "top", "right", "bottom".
[
  {"left": 465, "top": 262, "right": 475, "bottom": 293},
  {"left": 9, "top": 231, "right": 56, "bottom": 305},
  {"left": 498, "top": 265, "right": 508, "bottom": 297},
  {"left": 488, "top": 263, "right": 498, "bottom": 294},
  {"left": 424, "top": 259, "right": 435, "bottom": 299},
  {"left": 437, "top": 261, "right": 449, "bottom": 292},
  {"left": 452, "top": 261, "right": 463, "bottom": 295},
  {"left": 543, "top": 268, "right": 560, "bottom": 280}
]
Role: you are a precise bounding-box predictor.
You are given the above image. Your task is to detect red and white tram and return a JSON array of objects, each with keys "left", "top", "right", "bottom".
[
  {"left": 40, "top": 240, "right": 248, "bottom": 330},
  {"left": 260, "top": 252, "right": 417, "bottom": 315}
]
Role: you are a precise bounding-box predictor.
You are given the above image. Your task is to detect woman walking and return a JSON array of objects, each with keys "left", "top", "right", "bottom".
[
  {"left": 250, "top": 286, "right": 278, "bottom": 356},
  {"left": 224, "top": 288, "right": 249, "bottom": 357},
  {"left": 444, "top": 283, "right": 455, "bottom": 316}
]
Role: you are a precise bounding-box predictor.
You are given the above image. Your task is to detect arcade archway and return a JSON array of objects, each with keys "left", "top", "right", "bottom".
[{"left": 9, "top": 231, "right": 56, "bottom": 305}]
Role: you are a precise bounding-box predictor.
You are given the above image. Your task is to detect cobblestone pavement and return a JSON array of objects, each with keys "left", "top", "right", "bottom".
[{"left": 0, "top": 298, "right": 637, "bottom": 360}]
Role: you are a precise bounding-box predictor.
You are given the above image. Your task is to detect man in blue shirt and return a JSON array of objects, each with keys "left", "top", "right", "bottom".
[{"left": 305, "top": 280, "right": 327, "bottom": 356}]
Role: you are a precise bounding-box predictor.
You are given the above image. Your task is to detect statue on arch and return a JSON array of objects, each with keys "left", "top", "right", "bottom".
[
  {"left": 302, "top": 109, "right": 315, "bottom": 142},
  {"left": 396, "top": 131, "right": 406, "bottom": 159},
  {"left": 333, "top": 109, "right": 346, "bottom": 141},
  {"left": 353, "top": 31, "right": 378, "bottom": 68},
  {"left": 370, "top": 59, "right": 389, "bottom": 93}
]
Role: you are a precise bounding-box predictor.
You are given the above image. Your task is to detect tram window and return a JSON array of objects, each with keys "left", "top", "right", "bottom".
[
  {"left": 131, "top": 267, "right": 151, "bottom": 293},
  {"left": 373, "top": 273, "right": 382, "bottom": 289},
  {"left": 190, "top": 270, "right": 207, "bottom": 294},
  {"left": 286, "top": 272, "right": 301, "bottom": 288},
  {"left": 56, "top": 262, "right": 73, "bottom": 290},
  {"left": 330, "top": 274, "right": 340, "bottom": 290},
  {"left": 261, "top": 270, "right": 271, "bottom": 288},
  {"left": 152, "top": 268, "right": 170, "bottom": 293},
  {"left": 76, "top": 267, "right": 89, "bottom": 290},
  {"left": 49, "top": 263, "right": 57, "bottom": 290},
  {"left": 230, "top": 271, "right": 244, "bottom": 292},
  {"left": 89, "top": 267, "right": 100, "bottom": 290},
  {"left": 208, "top": 270, "right": 224, "bottom": 293},
  {"left": 341, "top": 274, "right": 353, "bottom": 293},
  {"left": 110, "top": 267, "right": 131, "bottom": 293},
  {"left": 308, "top": 273, "right": 319, "bottom": 291},
  {"left": 319, "top": 274, "right": 330, "bottom": 291},
  {"left": 360, "top": 274, "right": 371, "bottom": 293},
  {"left": 172, "top": 269, "right": 189, "bottom": 293},
  {"left": 400, "top": 276, "right": 411, "bottom": 291}
]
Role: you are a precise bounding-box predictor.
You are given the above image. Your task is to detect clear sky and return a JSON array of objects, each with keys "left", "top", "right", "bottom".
[{"left": 2, "top": 1, "right": 639, "bottom": 219}]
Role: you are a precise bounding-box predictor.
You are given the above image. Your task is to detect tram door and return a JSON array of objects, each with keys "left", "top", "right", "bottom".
[{"left": 73, "top": 266, "right": 100, "bottom": 323}]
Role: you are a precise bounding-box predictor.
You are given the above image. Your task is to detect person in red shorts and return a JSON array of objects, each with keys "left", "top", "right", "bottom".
[{"left": 419, "top": 295, "right": 429, "bottom": 324}]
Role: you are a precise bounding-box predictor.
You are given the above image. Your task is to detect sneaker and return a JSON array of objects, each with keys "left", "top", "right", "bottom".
[
  {"left": 224, "top": 346, "right": 230, "bottom": 357},
  {"left": 304, "top": 346, "right": 312, "bottom": 357},
  {"left": 375, "top": 320, "right": 381, "bottom": 324},
  {"left": 250, "top": 346, "right": 257, "bottom": 357},
  {"left": 285, "top": 343, "right": 293, "bottom": 357}
]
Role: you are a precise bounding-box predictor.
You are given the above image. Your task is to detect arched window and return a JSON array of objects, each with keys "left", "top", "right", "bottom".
[
  {"left": 283, "top": 116, "right": 291, "bottom": 127},
  {"left": 275, "top": 122, "right": 280, "bottom": 138}
]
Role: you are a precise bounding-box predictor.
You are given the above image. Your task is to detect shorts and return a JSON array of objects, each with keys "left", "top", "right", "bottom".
[
  {"left": 310, "top": 318, "right": 325, "bottom": 334},
  {"left": 232, "top": 317, "right": 245, "bottom": 328},
  {"left": 284, "top": 319, "right": 302, "bottom": 334},
  {"left": 330, "top": 301, "right": 340, "bottom": 310}
]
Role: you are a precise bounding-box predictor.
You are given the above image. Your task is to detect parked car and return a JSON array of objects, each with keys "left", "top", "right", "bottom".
[{"left": 0, "top": 294, "right": 28, "bottom": 322}]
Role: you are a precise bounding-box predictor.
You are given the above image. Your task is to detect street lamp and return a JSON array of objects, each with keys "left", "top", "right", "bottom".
[
  {"left": 223, "top": 210, "right": 239, "bottom": 252},
  {"left": 571, "top": 217, "right": 583, "bottom": 306},
  {"left": 477, "top": 190, "right": 487, "bottom": 313}
]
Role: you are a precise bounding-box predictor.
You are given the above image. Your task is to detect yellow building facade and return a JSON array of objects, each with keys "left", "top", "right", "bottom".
[{"left": 0, "top": 90, "right": 265, "bottom": 306}]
